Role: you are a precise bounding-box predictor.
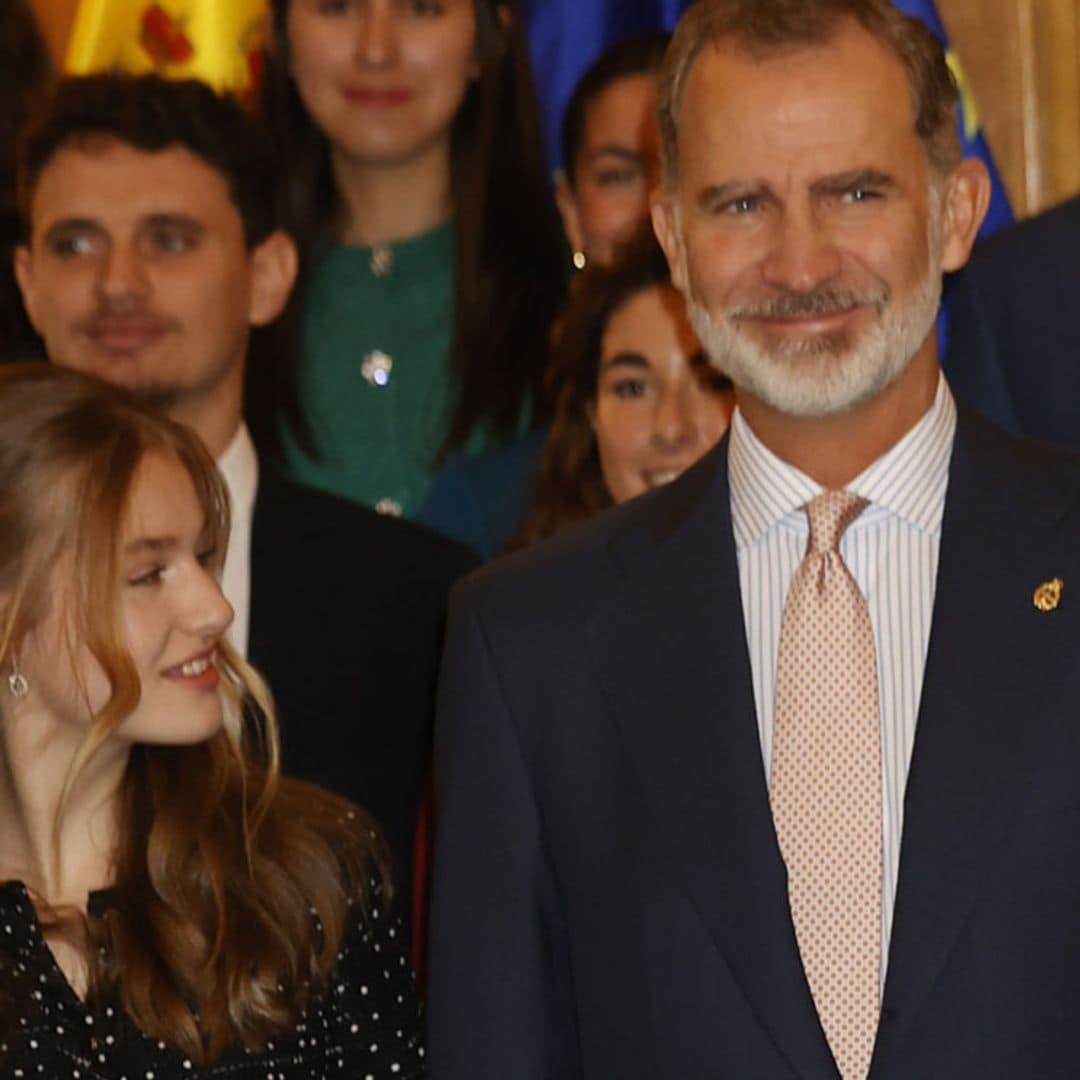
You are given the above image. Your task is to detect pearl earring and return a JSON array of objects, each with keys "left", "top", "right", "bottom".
[{"left": 8, "top": 656, "right": 28, "bottom": 698}]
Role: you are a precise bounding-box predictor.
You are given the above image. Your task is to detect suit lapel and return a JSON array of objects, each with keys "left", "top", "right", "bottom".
[
  {"left": 592, "top": 445, "right": 839, "bottom": 1080},
  {"left": 873, "top": 408, "right": 1080, "bottom": 1070}
]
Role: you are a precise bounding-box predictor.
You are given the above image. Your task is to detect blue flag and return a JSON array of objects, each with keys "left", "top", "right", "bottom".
[
  {"left": 520, "top": 0, "right": 691, "bottom": 174},
  {"left": 522, "top": 0, "right": 1012, "bottom": 237}
]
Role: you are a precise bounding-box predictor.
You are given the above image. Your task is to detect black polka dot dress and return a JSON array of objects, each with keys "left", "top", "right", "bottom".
[{"left": 0, "top": 879, "right": 426, "bottom": 1079}]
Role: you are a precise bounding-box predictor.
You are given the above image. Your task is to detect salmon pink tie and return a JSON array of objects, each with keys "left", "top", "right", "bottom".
[{"left": 770, "top": 490, "right": 881, "bottom": 1080}]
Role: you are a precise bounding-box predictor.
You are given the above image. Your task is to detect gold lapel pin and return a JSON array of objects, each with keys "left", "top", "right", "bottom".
[{"left": 1033, "top": 577, "right": 1064, "bottom": 612}]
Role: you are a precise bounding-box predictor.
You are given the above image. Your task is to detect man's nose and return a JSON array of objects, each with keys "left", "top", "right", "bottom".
[
  {"left": 95, "top": 244, "right": 150, "bottom": 307},
  {"left": 760, "top": 209, "right": 842, "bottom": 294}
]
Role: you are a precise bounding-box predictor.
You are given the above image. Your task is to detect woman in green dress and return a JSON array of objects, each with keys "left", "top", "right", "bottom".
[{"left": 257, "top": 0, "right": 567, "bottom": 521}]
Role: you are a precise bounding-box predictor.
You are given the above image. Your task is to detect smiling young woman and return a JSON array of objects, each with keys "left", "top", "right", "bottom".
[
  {"left": 0, "top": 365, "right": 423, "bottom": 1078},
  {"left": 255, "top": 0, "right": 567, "bottom": 523},
  {"left": 511, "top": 236, "right": 734, "bottom": 549}
]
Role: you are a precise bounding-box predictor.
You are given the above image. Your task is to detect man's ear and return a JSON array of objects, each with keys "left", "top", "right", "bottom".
[
  {"left": 650, "top": 196, "right": 686, "bottom": 293},
  {"left": 248, "top": 230, "right": 298, "bottom": 328},
  {"left": 12, "top": 245, "right": 42, "bottom": 332},
  {"left": 938, "top": 157, "right": 991, "bottom": 274}
]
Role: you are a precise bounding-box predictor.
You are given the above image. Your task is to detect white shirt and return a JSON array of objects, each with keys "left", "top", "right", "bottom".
[
  {"left": 728, "top": 374, "right": 956, "bottom": 979},
  {"left": 216, "top": 423, "right": 259, "bottom": 657}
]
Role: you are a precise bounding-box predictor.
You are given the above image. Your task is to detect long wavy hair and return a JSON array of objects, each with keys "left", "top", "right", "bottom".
[
  {"left": 0, "top": 365, "right": 386, "bottom": 1064},
  {"left": 509, "top": 239, "right": 671, "bottom": 548},
  {"left": 512, "top": 235, "right": 731, "bottom": 550},
  {"left": 256, "top": 0, "right": 568, "bottom": 460}
]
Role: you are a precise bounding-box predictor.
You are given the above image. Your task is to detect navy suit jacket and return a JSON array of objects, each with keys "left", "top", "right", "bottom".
[
  {"left": 429, "top": 406, "right": 1080, "bottom": 1078},
  {"left": 944, "top": 194, "right": 1080, "bottom": 450},
  {"left": 247, "top": 469, "right": 477, "bottom": 923}
]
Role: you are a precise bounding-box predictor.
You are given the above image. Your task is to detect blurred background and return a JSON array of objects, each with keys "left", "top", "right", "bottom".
[{"left": 27, "top": 0, "right": 1080, "bottom": 220}]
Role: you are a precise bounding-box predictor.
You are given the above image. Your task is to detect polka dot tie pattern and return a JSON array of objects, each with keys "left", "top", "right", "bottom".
[{"left": 770, "top": 490, "right": 881, "bottom": 1080}]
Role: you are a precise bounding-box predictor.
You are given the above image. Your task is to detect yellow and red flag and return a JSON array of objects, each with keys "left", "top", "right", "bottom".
[{"left": 65, "top": 0, "right": 268, "bottom": 97}]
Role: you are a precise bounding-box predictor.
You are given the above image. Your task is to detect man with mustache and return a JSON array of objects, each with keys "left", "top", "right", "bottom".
[
  {"left": 14, "top": 73, "right": 477, "bottom": 930},
  {"left": 428, "top": 2, "right": 1080, "bottom": 1077}
]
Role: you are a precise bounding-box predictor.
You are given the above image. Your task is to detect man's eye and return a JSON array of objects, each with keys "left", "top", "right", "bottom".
[
  {"left": 724, "top": 195, "right": 760, "bottom": 215},
  {"left": 846, "top": 187, "right": 881, "bottom": 203},
  {"left": 48, "top": 233, "right": 97, "bottom": 257},
  {"left": 148, "top": 227, "right": 197, "bottom": 254}
]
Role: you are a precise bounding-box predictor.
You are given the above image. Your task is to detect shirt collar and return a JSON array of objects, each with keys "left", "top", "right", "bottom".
[
  {"left": 729, "top": 373, "right": 956, "bottom": 551},
  {"left": 216, "top": 422, "right": 259, "bottom": 515}
]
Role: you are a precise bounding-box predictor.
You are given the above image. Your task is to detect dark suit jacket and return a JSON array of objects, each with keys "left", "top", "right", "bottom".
[
  {"left": 247, "top": 469, "right": 477, "bottom": 922},
  {"left": 944, "top": 194, "right": 1080, "bottom": 450},
  {"left": 429, "top": 406, "right": 1080, "bottom": 1078}
]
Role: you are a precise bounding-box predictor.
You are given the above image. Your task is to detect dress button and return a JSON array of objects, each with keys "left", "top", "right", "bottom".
[
  {"left": 361, "top": 351, "right": 393, "bottom": 387},
  {"left": 370, "top": 245, "right": 393, "bottom": 277},
  {"left": 375, "top": 498, "right": 403, "bottom": 517}
]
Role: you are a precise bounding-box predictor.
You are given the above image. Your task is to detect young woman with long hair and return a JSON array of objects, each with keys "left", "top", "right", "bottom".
[
  {"left": 512, "top": 238, "right": 734, "bottom": 550},
  {"left": 255, "top": 0, "right": 567, "bottom": 523},
  {"left": 0, "top": 365, "right": 423, "bottom": 1077}
]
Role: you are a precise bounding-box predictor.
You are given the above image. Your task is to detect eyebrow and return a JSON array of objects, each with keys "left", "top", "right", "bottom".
[
  {"left": 41, "top": 212, "right": 205, "bottom": 241},
  {"left": 123, "top": 536, "right": 180, "bottom": 556},
  {"left": 696, "top": 167, "right": 899, "bottom": 212},
  {"left": 139, "top": 213, "right": 205, "bottom": 233},
  {"left": 601, "top": 351, "right": 650, "bottom": 370},
  {"left": 42, "top": 217, "right": 103, "bottom": 241},
  {"left": 810, "top": 168, "right": 898, "bottom": 198},
  {"left": 585, "top": 145, "right": 643, "bottom": 165}
]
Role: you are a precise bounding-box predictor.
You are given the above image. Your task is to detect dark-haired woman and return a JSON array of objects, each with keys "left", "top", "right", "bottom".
[
  {"left": 257, "top": 0, "right": 566, "bottom": 523},
  {"left": 555, "top": 31, "right": 670, "bottom": 270},
  {"left": 0, "top": 364, "right": 424, "bottom": 1077},
  {"left": 513, "top": 239, "right": 734, "bottom": 549}
]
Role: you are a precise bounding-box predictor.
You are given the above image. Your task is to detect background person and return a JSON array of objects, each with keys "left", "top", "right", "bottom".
[
  {"left": 415, "top": 32, "right": 674, "bottom": 557},
  {"left": 512, "top": 237, "right": 733, "bottom": 549},
  {"left": 257, "top": 0, "right": 567, "bottom": 524},
  {"left": 0, "top": 363, "right": 423, "bottom": 1078},
  {"left": 943, "top": 193, "right": 1080, "bottom": 450},
  {"left": 14, "top": 73, "right": 477, "bottom": 930},
  {"left": 554, "top": 32, "right": 671, "bottom": 270}
]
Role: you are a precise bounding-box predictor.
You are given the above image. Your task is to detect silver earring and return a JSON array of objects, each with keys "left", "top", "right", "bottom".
[{"left": 8, "top": 657, "right": 28, "bottom": 698}]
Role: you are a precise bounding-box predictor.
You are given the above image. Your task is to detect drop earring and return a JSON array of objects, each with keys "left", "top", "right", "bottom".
[{"left": 8, "top": 656, "right": 28, "bottom": 698}]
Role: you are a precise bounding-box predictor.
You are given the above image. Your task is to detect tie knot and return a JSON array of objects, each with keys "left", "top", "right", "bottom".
[{"left": 804, "top": 490, "right": 868, "bottom": 554}]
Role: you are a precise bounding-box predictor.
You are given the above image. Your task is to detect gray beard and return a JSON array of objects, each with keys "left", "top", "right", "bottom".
[{"left": 681, "top": 219, "right": 943, "bottom": 419}]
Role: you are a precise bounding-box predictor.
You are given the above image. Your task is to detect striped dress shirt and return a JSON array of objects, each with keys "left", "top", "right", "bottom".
[{"left": 728, "top": 374, "right": 957, "bottom": 980}]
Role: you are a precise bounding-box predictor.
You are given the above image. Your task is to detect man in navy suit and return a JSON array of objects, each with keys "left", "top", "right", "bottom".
[
  {"left": 944, "top": 193, "right": 1080, "bottom": 450},
  {"left": 429, "top": 1, "right": 1080, "bottom": 1076},
  {"left": 14, "top": 74, "right": 477, "bottom": 925}
]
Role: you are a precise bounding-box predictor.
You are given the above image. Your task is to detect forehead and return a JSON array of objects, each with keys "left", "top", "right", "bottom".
[
  {"left": 28, "top": 139, "right": 243, "bottom": 239},
  {"left": 676, "top": 20, "right": 924, "bottom": 189},
  {"left": 603, "top": 284, "right": 696, "bottom": 351},
  {"left": 124, "top": 452, "right": 205, "bottom": 538},
  {"left": 582, "top": 73, "right": 659, "bottom": 150}
]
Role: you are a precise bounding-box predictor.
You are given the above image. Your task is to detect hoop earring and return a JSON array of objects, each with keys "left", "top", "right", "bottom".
[{"left": 8, "top": 657, "right": 28, "bottom": 699}]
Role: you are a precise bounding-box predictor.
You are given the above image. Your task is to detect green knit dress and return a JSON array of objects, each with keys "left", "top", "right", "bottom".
[{"left": 282, "top": 222, "right": 471, "bottom": 518}]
